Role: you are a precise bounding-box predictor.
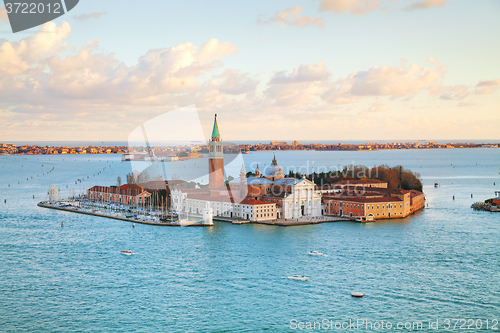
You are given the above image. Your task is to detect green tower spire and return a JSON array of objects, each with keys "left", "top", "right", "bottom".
[{"left": 211, "top": 114, "right": 220, "bottom": 138}]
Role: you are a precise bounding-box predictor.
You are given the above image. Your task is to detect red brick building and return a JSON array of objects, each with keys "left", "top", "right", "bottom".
[
  {"left": 87, "top": 184, "right": 151, "bottom": 204},
  {"left": 323, "top": 185, "right": 424, "bottom": 220}
]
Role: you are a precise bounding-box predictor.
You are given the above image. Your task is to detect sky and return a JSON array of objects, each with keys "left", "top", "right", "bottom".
[{"left": 0, "top": 0, "right": 499, "bottom": 143}]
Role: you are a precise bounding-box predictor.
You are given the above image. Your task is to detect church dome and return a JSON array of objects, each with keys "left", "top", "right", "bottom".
[{"left": 264, "top": 156, "right": 285, "bottom": 180}]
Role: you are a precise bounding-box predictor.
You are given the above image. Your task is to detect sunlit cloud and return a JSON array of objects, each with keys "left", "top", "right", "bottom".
[
  {"left": 475, "top": 79, "right": 500, "bottom": 95},
  {"left": 264, "top": 6, "right": 324, "bottom": 27},
  {"left": 405, "top": 0, "right": 446, "bottom": 11},
  {"left": 317, "top": 0, "right": 382, "bottom": 15},
  {"left": 73, "top": 12, "right": 107, "bottom": 21},
  {"left": 0, "top": 7, "right": 8, "bottom": 23}
]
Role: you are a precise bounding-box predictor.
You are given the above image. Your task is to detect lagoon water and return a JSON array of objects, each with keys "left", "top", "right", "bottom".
[{"left": 0, "top": 149, "right": 499, "bottom": 332}]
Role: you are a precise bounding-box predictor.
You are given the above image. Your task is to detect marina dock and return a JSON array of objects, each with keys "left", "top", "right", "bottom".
[{"left": 37, "top": 202, "right": 208, "bottom": 227}]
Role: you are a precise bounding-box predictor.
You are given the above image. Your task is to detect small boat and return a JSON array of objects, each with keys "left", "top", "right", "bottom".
[
  {"left": 120, "top": 251, "right": 134, "bottom": 255},
  {"left": 434, "top": 183, "right": 439, "bottom": 187},
  {"left": 351, "top": 292, "right": 363, "bottom": 297},
  {"left": 356, "top": 215, "right": 375, "bottom": 223},
  {"left": 287, "top": 275, "right": 308, "bottom": 281},
  {"left": 308, "top": 251, "right": 323, "bottom": 256}
]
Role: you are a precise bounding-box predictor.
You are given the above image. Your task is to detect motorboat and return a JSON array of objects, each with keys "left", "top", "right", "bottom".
[
  {"left": 351, "top": 292, "right": 363, "bottom": 297},
  {"left": 287, "top": 275, "right": 309, "bottom": 281},
  {"left": 120, "top": 251, "right": 134, "bottom": 255},
  {"left": 434, "top": 183, "right": 439, "bottom": 187},
  {"left": 356, "top": 216, "right": 375, "bottom": 223},
  {"left": 308, "top": 251, "right": 323, "bottom": 256}
]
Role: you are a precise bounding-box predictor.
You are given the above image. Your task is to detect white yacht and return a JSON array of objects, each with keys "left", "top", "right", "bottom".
[
  {"left": 287, "top": 275, "right": 309, "bottom": 281},
  {"left": 308, "top": 251, "right": 323, "bottom": 256}
]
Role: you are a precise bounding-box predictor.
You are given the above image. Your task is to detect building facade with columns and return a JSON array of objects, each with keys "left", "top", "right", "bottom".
[{"left": 243, "top": 156, "right": 322, "bottom": 219}]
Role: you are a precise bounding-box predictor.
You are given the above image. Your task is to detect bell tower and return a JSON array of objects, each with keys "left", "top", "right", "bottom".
[{"left": 208, "top": 114, "right": 225, "bottom": 189}]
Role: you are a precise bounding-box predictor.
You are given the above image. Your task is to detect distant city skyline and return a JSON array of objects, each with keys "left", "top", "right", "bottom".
[{"left": 0, "top": 0, "right": 499, "bottom": 141}]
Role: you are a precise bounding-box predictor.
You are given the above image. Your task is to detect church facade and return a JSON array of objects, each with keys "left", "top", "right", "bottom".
[{"left": 243, "top": 156, "right": 322, "bottom": 219}]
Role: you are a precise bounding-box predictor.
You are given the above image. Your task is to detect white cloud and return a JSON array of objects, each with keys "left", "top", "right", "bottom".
[
  {"left": 268, "top": 6, "right": 324, "bottom": 27},
  {"left": 218, "top": 69, "right": 258, "bottom": 95},
  {"left": 0, "top": 7, "right": 8, "bottom": 23},
  {"left": 458, "top": 101, "right": 475, "bottom": 107},
  {"left": 429, "top": 84, "right": 469, "bottom": 100},
  {"left": 0, "top": 22, "right": 247, "bottom": 122},
  {"left": 73, "top": 12, "right": 107, "bottom": 21},
  {"left": 365, "top": 100, "right": 387, "bottom": 113},
  {"left": 265, "top": 81, "right": 326, "bottom": 107},
  {"left": 475, "top": 79, "right": 500, "bottom": 95},
  {"left": 269, "top": 62, "right": 331, "bottom": 84},
  {"left": 318, "top": 0, "right": 382, "bottom": 15},
  {"left": 196, "top": 38, "right": 239, "bottom": 63},
  {"left": 264, "top": 62, "right": 331, "bottom": 108},
  {"left": 406, "top": 0, "right": 446, "bottom": 10},
  {"left": 347, "top": 57, "right": 445, "bottom": 96}
]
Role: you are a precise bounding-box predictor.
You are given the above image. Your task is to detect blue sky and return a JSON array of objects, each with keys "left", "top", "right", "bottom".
[{"left": 0, "top": 0, "right": 499, "bottom": 142}]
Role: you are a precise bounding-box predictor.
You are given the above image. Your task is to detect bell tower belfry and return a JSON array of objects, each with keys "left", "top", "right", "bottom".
[{"left": 208, "top": 114, "right": 225, "bottom": 189}]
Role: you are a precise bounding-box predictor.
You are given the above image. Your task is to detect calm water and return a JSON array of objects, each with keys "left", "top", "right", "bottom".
[{"left": 0, "top": 149, "right": 499, "bottom": 332}]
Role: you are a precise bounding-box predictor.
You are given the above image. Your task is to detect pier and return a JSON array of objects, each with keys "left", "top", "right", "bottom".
[{"left": 37, "top": 202, "right": 208, "bottom": 227}]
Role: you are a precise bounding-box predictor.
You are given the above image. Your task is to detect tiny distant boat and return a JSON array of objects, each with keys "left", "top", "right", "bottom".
[
  {"left": 351, "top": 292, "right": 363, "bottom": 297},
  {"left": 287, "top": 275, "right": 308, "bottom": 281},
  {"left": 120, "top": 251, "right": 134, "bottom": 255},
  {"left": 308, "top": 251, "right": 323, "bottom": 256},
  {"left": 434, "top": 182, "right": 439, "bottom": 187}
]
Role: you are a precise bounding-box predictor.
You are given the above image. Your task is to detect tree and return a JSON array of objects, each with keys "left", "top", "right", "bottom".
[
  {"left": 126, "top": 172, "right": 135, "bottom": 185},
  {"left": 225, "top": 175, "right": 235, "bottom": 186},
  {"left": 117, "top": 176, "right": 122, "bottom": 187}
]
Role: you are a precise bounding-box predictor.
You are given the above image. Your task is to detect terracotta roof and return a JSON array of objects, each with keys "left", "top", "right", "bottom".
[
  {"left": 88, "top": 185, "right": 149, "bottom": 196},
  {"left": 409, "top": 190, "right": 424, "bottom": 198},
  {"left": 324, "top": 195, "right": 403, "bottom": 203},
  {"left": 240, "top": 197, "right": 275, "bottom": 205}
]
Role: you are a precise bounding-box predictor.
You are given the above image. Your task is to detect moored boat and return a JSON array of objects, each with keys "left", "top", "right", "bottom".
[{"left": 356, "top": 215, "right": 375, "bottom": 223}]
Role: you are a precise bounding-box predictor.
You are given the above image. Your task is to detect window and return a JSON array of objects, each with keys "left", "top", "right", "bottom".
[{"left": 377, "top": 205, "right": 379, "bottom": 209}]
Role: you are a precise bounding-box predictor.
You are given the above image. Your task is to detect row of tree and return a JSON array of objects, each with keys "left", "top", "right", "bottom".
[{"left": 289, "top": 165, "right": 423, "bottom": 192}]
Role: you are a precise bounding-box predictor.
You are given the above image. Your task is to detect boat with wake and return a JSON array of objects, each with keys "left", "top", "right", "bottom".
[{"left": 287, "top": 275, "right": 309, "bottom": 281}]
